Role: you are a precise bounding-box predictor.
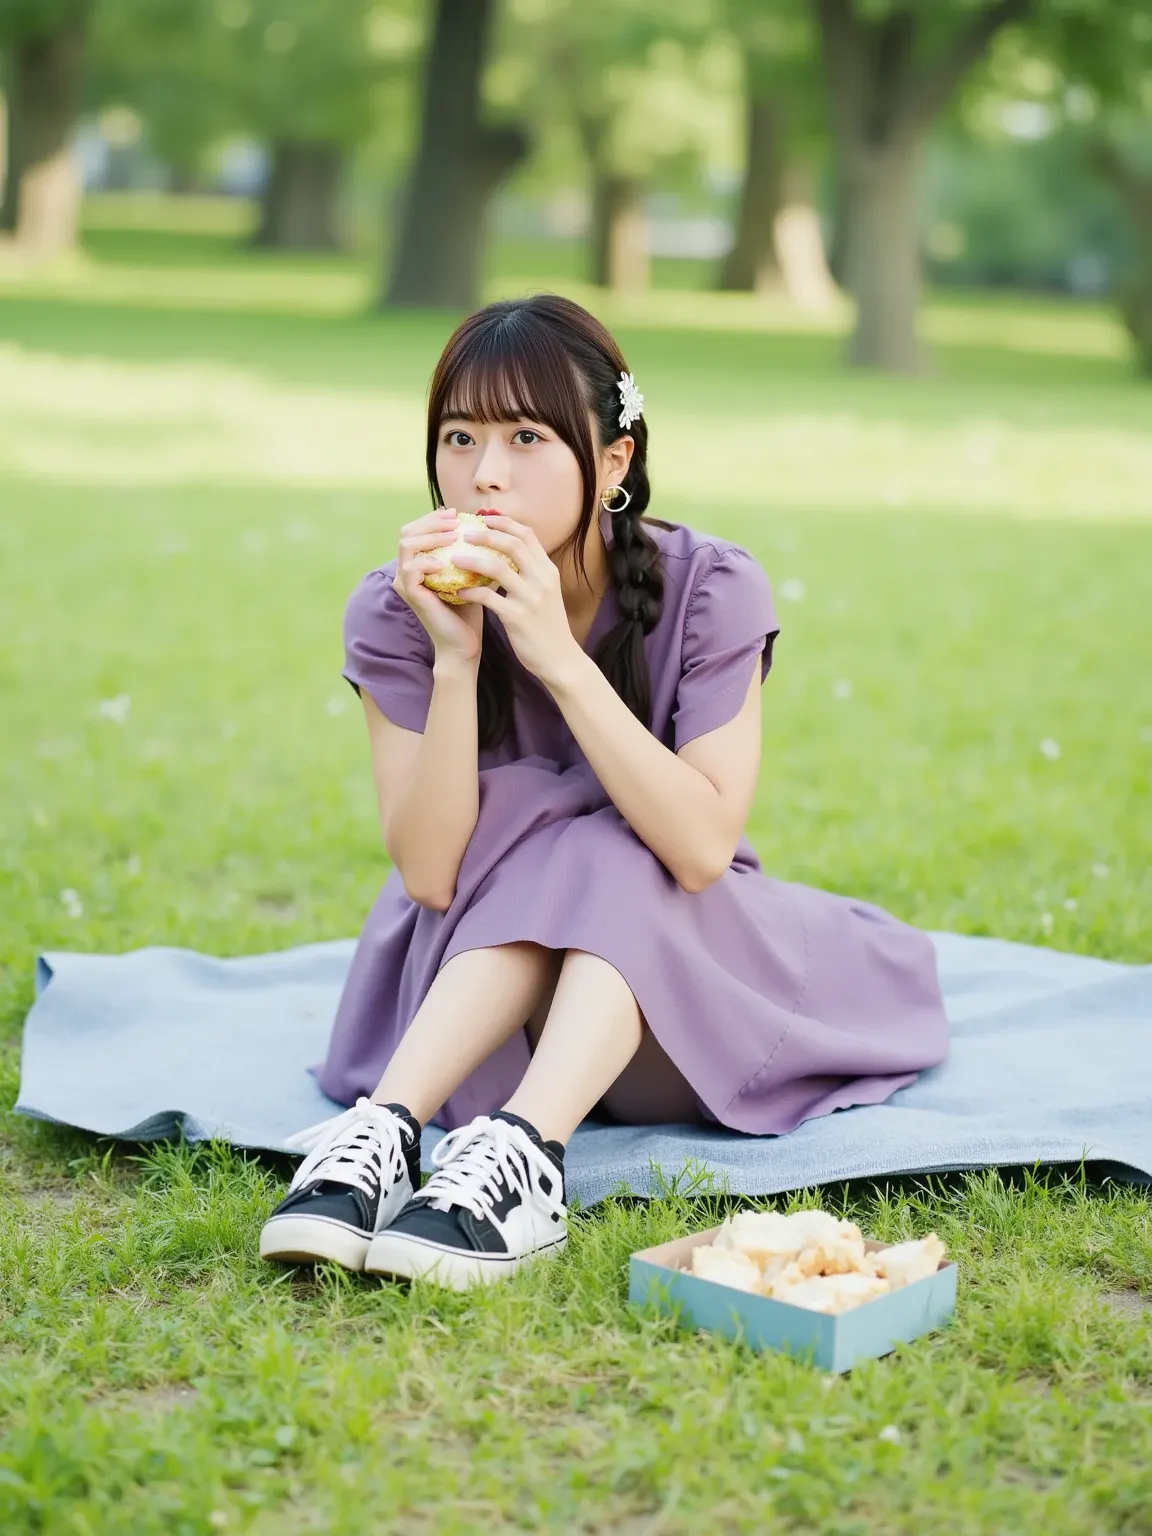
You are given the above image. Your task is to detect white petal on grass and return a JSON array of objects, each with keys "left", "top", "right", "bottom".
[
  {"left": 126, "top": 854, "right": 142, "bottom": 876},
  {"left": 1063, "top": 897, "right": 1078, "bottom": 911},
  {"left": 779, "top": 577, "right": 806, "bottom": 603},
  {"left": 241, "top": 531, "right": 266, "bottom": 555},
  {"left": 286, "top": 520, "right": 313, "bottom": 541},
  {"left": 98, "top": 694, "right": 131, "bottom": 724},
  {"left": 31, "top": 807, "right": 49, "bottom": 827},
  {"left": 878, "top": 1425, "right": 902, "bottom": 1446},
  {"left": 1040, "top": 912, "right": 1054, "bottom": 934},
  {"left": 326, "top": 695, "right": 348, "bottom": 716},
  {"left": 159, "top": 531, "right": 187, "bottom": 556},
  {"left": 1092, "top": 862, "right": 1110, "bottom": 879},
  {"left": 60, "top": 888, "right": 84, "bottom": 918},
  {"left": 832, "top": 678, "right": 854, "bottom": 700},
  {"left": 1039, "top": 737, "right": 1061, "bottom": 760}
]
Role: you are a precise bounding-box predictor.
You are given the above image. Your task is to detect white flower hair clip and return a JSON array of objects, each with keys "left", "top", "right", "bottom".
[{"left": 617, "top": 371, "right": 644, "bottom": 430}]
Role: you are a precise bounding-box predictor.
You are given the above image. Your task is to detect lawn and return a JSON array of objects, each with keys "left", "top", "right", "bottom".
[{"left": 1, "top": 203, "right": 1151, "bottom": 1534}]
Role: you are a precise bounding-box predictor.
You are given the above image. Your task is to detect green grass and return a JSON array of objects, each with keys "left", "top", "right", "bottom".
[{"left": 1, "top": 199, "right": 1151, "bottom": 1533}]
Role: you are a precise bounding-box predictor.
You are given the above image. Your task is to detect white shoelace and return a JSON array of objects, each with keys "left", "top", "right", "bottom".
[
  {"left": 282, "top": 1096, "right": 410, "bottom": 1199},
  {"left": 420, "top": 1116, "right": 565, "bottom": 1226}
]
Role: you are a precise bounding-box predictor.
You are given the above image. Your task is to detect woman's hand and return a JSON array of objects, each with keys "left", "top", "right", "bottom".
[
  {"left": 450, "top": 515, "right": 585, "bottom": 689},
  {"left": 392, "top": 507, "right": 484, "bottom": 667}
]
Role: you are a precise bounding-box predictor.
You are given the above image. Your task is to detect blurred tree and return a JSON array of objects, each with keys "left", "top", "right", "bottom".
[
  {"left": 1032, "top": 4, "right": 1152, "bottom": 371},
  {"left": 0, "top": 0, "right": 91, "bottom": 257},
  {"left": 1092, "top": 135, "right": 1152, "bottom": 371},
  {"left": 236, "top": 0, "right": 400, "bottom": 250},
  {"left": 91, "top": 1, "right": 233, "bottom": 192},
  {"left": 813, "top": 0, "right": 1030, "bottom": 372},
  {"left": 93, "top": 0, "right": 411, "bottom": 250},
  {"left": 963, "top": 3, "right": 1152, "bottom": 369},
  {"left": 719, "top": 0, "right": 836, "bottom": 308},
  {"left": 921, "top": 126, "right": 1133, "bottom": 291},
  {"left": 384, "top": 0, "right": 527, "bottom": 307},
  {"left": 495, "top": 0, "right": 733, "bottom": 291},
  {"left": 553, "top": 0, "right": 682, "bottom": 291}
]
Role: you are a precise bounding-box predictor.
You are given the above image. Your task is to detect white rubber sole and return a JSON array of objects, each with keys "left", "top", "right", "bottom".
[
  {"left": 364, "top": 1231, "right": 567, "bottom": 1290},
  {"left": 259, "top": 1214, "right": 371, "bottom": 1271}
]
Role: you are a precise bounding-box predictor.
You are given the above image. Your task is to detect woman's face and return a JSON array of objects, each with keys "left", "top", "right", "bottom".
[{"left": 434, "top": 413, "right": 586, "bottom": 556}]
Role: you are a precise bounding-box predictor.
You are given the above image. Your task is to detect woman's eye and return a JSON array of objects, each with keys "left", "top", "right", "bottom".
[
  {"left": 514, "top": 430, "right": 540, "bottom": 445},
  {"left": 446, "top": 430, "right": 473, "bottom": 447}
]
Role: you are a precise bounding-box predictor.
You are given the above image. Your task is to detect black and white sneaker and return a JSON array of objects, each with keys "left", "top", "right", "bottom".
[
  {"left": 259, "top": 1097, "right": 422, "bottom": 1271},
  {"left": 364, "top": 1110, "right": 567, "bottom": 1289}
]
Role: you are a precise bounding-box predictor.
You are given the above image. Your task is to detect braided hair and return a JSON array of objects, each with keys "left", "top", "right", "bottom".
[{"left": 425, "top": 294, "right": 672, "bottom": 753}]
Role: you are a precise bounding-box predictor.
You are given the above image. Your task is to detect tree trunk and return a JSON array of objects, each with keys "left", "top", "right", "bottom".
[
  {"left": 815, "top": 0, "right": 1029, "bottom": 372},
  {"left": 0, "top": 91, "right": 8, "bottom": 210},
  {"left": 774, "top": 160, "right": 838, "bottom": 311},
  {"left": 384, "top": 0, "right": 528, "bottom": 310},
  {"left": 1091, "top": 139, "right": 1152, "bottom": 376},
  {"left": 591, "top": 173, "right": 648, "bottom": 291},
  {"left": 252, "top": 141, "right": 344, "bottom": 251},
  {"left": 840, "top": 146, "right": 921, "bottom": 369},
  {"left": 718, "top": 95, "right": 783, "bottom": 293},
  {"left": 0, "top": 18, "right": 87, "bottom": 257}
]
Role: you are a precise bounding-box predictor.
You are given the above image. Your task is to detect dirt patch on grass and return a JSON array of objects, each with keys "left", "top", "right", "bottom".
[
  {"left": 108, "top": 1383, "right": 199, "bottom": 1416},
  {"left": 1099, "top": 1289, "right": 1152, "bottom": 1320},
  {"left": 999, "top": 1462, "right": 1061, "bottom": 1492},
  {"left": 19, "top": 1183, "right": 82, "bottom": 1209}
]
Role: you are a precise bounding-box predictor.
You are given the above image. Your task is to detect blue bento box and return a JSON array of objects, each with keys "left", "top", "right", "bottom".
[{"left": 629, "top": 1225, "right": 958, "bottom": 1374}]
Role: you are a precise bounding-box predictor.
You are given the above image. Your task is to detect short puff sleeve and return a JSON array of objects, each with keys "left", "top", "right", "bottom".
[
  {"left": 342, "top": 565, "right": 434, "bottom": 733},
  {"left": 672, "top": 547, "right": 779, "bottom": 751}
]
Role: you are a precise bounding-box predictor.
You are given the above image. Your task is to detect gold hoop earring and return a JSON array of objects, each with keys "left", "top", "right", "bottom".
[{"left": 600, "top": 483, "right": 632, "bottom": 512}]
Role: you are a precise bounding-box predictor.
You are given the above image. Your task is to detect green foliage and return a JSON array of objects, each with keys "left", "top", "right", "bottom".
[
  {"left": 725, "top": 0, "right": 823, "bottom": 142},
  {"left": 89, "top": 0, "right": 424, "bottom": 171},
  {"left": 0, "top": 0, "right": 89, "bottom": 47},
  {"left": 495, "top": 0, "right": 739, "bottom": 193},
  {"left": 925, "top": 126, "right": 1135, "bottom": 289}
]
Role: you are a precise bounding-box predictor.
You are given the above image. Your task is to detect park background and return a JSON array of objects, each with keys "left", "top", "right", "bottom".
[{"left": 2, "top": 2, "right": 1152, "bottom": 1533}]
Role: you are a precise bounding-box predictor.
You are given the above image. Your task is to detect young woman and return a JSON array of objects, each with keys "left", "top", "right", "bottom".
[{"left": 259, "top": 294, "right": 948, "bottom": 1289}]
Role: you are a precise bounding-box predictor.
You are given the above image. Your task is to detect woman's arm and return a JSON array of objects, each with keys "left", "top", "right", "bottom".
[
  {"left": 360, "top": 653, "right": 480, "bottom": 911},
  {"left": 547, "top": 652, "right": 763, "bottom": 893},
  {"left": 448, "top": 515, "right": 768, "bottom": 895}
]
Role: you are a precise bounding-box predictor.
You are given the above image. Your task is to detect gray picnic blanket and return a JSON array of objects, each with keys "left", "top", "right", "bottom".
[{"left": 15, "top": 933, "right": 1152, "bottom": 1204}]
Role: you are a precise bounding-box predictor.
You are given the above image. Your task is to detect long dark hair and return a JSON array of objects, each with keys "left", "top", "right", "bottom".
[{"left": 426, "top": 294, "right": 672, "bottom": 753}]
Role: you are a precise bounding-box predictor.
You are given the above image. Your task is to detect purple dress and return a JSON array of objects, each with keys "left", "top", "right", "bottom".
[{"left": 317, "top": 510, "right": 949, "bottom": 1134}]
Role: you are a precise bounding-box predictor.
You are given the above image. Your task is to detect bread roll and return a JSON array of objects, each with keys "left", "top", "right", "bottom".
[
  {"left": 688, "top": 1244, "right": 762, "bottom": 1293},
  {"left": 422, "top": 510, "right": 518, "bottom": 606},
  {"left": 791, "top": 1235, "right": 871, "bottom": 1278},
  {"left": 767, "top": 1271, "right": 892, "bottom": 1314},
  {"left": 871, "top": 1234, "right": 945, "bottom": 1289},
  {"left": 714, "top": 1210, "right": 863, "bottom": 1271}
]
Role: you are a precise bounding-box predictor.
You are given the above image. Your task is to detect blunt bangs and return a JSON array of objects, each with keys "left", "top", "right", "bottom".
[{"left": 430, "top": 308, "right": 591, "bottom": 452}]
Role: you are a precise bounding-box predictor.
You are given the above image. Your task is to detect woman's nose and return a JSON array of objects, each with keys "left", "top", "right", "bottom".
[{"left": 473, "top": 440, "right": 509, "bottom": 490}]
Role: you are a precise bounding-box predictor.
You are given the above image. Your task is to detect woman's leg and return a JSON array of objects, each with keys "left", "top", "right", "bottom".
[
  {"left": 502, "top": 949, "right": 646, "bottom": 1144},
  {"left": 370, "top": 942, "right": 564, "bottom": 1126}
]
